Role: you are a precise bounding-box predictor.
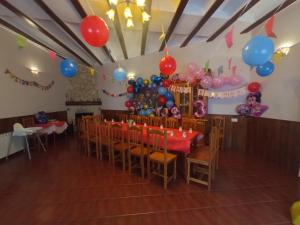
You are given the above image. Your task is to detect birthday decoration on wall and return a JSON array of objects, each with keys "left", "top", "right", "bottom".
[
  {"left": 193, "top": 100, "right": 207, "bottom": 118},
  {"left": 16, "top": 35, "right": 26, "bottom": 49},
  {"left": 49, "top": 50, "right": 56, "bottom": 61},
  {"left": 225, "top": 26, "right": 234, "bottom": 48},
  {"left": 236, "top": 82, "right": 268, "bottom": 117},
  {"left": 102, "top": 89, "right": 126, "bottom": 97},
  {"left": 4, "top": 69, "right": 54, "bottom": 90},
  {"left": 198, "top": 86, "right": 248, "bottom": 99}
]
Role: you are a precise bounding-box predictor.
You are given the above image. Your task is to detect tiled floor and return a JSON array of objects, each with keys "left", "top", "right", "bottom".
[{"left": 0, "top": 137, "right": 298, "bottom": 225}]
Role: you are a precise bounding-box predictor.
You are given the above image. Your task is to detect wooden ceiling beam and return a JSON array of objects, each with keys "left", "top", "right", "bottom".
[
  {"left": 180, "top": 0, "right": 224, "bottom": 47},
  {"left": 70, "top": 0, "right": 115, "bottom": 63},
  {"left": 1, "top": 0, "right": 91, "bottom": 66},
  {"left": 159, "top": 0, "right": 188, "bottom": 51},
  {"left": 240, "top": 0, "right": 297, "bottom": 34},
  {"left": 207, "top": 0, "right": 260, "bottom": 42},
  {"left": 0, "top": 17, "right": 65, "bottom": 59},
  {"left": 141, "top": 0, "right": 152, "bottom": 55},
  {"left": 35, "top": 0, "right": 103, "bottom": 65},
  {"left": 106, "top": 0, "right": 128, "bottom": 59}
]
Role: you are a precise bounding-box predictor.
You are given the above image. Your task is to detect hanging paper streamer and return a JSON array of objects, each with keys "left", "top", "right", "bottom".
[
  {"left": 204, "top": 60, "right": 210, "bottom": 72},
  {"left": 49, "top": 50, "right": 56, "bottom": 60},
  {"left": 16, "top": 35, "right": 26, "bottom": 49},
  {"left": 228, "top": 58, "right": 232, "bottom": 70},
  {"left": 217, "top": 65, "right": 224, "bottom": 76},
  {"left": 225, "top": 26, "right": 234, "bottom": 48},
  {"left": 265, "top": 15, "right": 277, "bottom": 38},
  {"left": 169, "top": 85, "right": 191, "bottom": 94},
  {"left": 198, "top": 86, "right": 248, "bottom": 99},
  {"left": 4, "top": 69, "right": 54, "bottom": 90},
  {"left": 102, "top": 89, "right": 126, "bottom": 97}
]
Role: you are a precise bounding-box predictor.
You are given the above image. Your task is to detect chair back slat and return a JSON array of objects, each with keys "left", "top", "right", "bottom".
[
  {"left": 147, "top": 128, "right": 167, "bottom": 162},
  {"left": 166, "top": 118, "right": 178, "bottom": 129},
  {"left": 110, "top": 123, "right": 124, "bottom": 144}
]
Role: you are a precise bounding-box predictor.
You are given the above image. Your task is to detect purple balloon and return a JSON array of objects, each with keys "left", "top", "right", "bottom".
[
  {"left": 200, "top": 76, "right": 212, "bottom": 89},
  {"left": 212, "top": 76, "right": 224, "bottom": 89},
  {"left": 187, "top": 62, "right": 198, "bottom": 72}
]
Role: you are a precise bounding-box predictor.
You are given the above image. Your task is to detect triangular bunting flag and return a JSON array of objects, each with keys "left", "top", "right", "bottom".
[
  {"left": 225, "top": 26, "right": 234, "bottom": 48},
  {"left": 204, "top": 60, "right": 210, "bottom": 72},
  {"left": 265, "top": 15, "right": 277, "bottom": 38}
]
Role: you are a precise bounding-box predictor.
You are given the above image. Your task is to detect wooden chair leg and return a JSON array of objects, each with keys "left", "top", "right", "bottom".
[
  {"left": 208, "top": 164, "right": 212, "bottom": 191},
  {"left": 141, "top": 156, "right": 144, "bottom": 179},
  {"left": 99, "top": 144, "right": 103, "bottom": 160},
  {"left": 87, "top": 141, "right": 91, "bottom": 157},
  {"left": 128, "top": 152, "right": 132, "bottom": 175},
  {"left": 173, "top": 159, "right": 177, "bottom": 181},
  {"left": 122, "top": 151, "right": 126, "bottom": 171},
  {"left": 164, "top": 163, "right": 168, "bottom": 190},
  {"left": 147, "top": 158, "right": 150, "bottom": 180},
  {"left": 112, "top": 148, "right": 115, "bottom": 168},
  {"left": 187, "top": 160, "right": 190, "bottom": 184},
  {"left": 96, "top": 141, "right": 99, "bottom": 159}
]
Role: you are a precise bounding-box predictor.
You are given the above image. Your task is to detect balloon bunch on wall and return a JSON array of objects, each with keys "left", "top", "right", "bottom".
[
  {"left": 236, "top": 81, "right": 268, "bottom": 117},
  {"left": 172, "top": 62, "right": 243, "bottom": 89},
  {"left": 242, "top": 36, "right": 275, "bottom": 77}
]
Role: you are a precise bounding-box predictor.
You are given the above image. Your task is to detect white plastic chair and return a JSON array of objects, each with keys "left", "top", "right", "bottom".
[{"left": 7, "top": 123, "right": 46, "bottom": 160}]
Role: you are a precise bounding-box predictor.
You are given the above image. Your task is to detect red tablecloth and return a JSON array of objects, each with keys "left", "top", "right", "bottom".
[{"left": 103, "top": 122, "right": 203, "bottom": 154}]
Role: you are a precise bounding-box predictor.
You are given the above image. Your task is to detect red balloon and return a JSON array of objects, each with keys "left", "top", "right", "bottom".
[
  {"left": 125, "top": 100, "right": 133, "bottom": 108},
  {"left": 248, "top": 82, "right": 261, "bottom": 92},
  {"left": 158, "top": 96, "right": 167, "bottom": 106},
  {"left": 162, "top": 79, "right": 172, "bottom": 88},
  {"left": 127, "top": 85, "right": 134, "bottom": 93},
  {"left": 159, "top": 56, "right": 176, "bottom": 76},
  {"left": 80, "top": 16, "right": 109, "bottom": 47}
]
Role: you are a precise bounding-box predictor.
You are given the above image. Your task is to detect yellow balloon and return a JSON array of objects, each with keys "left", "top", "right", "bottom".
[
  {"left": 272, "top": 52, "right": 284, "bottom": 65},
  {"left": 144, "top": 79, "right": 149, "bottom": 86},
  {"left": 144, "top": 104, "right": 148, "bottom": 109}
]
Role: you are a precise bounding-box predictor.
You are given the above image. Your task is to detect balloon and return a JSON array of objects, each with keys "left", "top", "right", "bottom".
[
  {"left": 162, "top": 79, "right": 172, "bottom": 88},
  {"left": 127, "top": 85, "right": 134, "bottom": 93},
  {"left": 60, "top": 59, "right": 77, "bottom": 77},
  {"left": 236, "top": 104, "right": 251, "bottom": 116},
  {"left": 80, "top": 16, "right": 109, "bottom": 47},
  {"left": 125, "top": 100, "right": 133, "bottom": 108},
  {"left": 159, "top": 56, "right": 176, "bottom": 76},
  {"left": 194, "top": 69, "right": 205, "bottom": 80},
  {"left": 160, "top": 74, "right": 168, "bottom": 80},
  {"left": 165, "top": 91, "right": 173, "bottom": 100},
  {"left": 166, "top": 100, "right": 174, "bottom": 108},
  {"left": 134, "top": 85, "right": 140, "bottom": 93},
  {"left": 221, "top": 75, "right": 231, "bottom": 85},
  {"left": 187, "top": 62, "right": 198, "bottom": 72},
  {"left": 158, "top": 96, "right": 167, "bottom": 106},
  {"left": 200, "top": 76, "right": 212, "bottom": 89},
  {"left": 242, "top": 35, "right": 274, "bottom": 66},
  {"left": 146, "top": 108, "right": 153, "bottom": 116},
  {"left": 153, "top": 76, "right": 162, "bottom": 84},
  {"left": 193, "top": 100, "right": 207, "bottom": 118},
  {"left": 128, "top": 80, "right": 136, "bottom": 85},
  {"left": 230, "top": 74, "right": 243, "bottom": 86},
  {"left": 150, "top": 75, "right": 157, "bottom": 83},
  {"left": 143, "top": 104, "right": 148, "bottom": 109},
  {"left": 136, "top": 77, "right": 144, "bottom": 86},
  {"left": 158, "top": 87, "right": 167, "bottom": 95},
  {"left": 113, "top": 68, "right": 127, "bottom": 81},
  {"left": 256, "top": 61, "right": 274, "bottom": 77},
  {"left": 186, "top": 73, "right": 196, "bottom": 83},
  {"left": 143, "top": 79, "right": 150, "bottom": 86},
  {"left": 145, "top": 90, "right": 152, "bottom": 98},
  {"left": 178, "top": 73, "right": 187, "bottom": 81},
  {"left": 212, "top": 76, "right": 224, "bottom": 89},
  {"left": 248, "top": 82, "right": 261, "bottom": 92}
]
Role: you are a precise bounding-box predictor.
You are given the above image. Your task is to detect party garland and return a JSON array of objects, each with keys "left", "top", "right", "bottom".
[
  {"left": 4, "top": 69, "right": 55, "bottom": 90},
  {"left": 102, "top": 89, "right": 126, "bottom": 97},
  {"left": 198, "top": 86, "right": 248, "bottom": 99}
]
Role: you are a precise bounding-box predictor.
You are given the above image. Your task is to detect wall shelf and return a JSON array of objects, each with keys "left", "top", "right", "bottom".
[{"left": 65, "top": 101, "right": 102, "bottom": 106}]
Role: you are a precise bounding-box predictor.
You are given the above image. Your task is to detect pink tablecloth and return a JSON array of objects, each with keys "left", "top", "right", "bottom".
[
  {"left": 35, "top": 121, "right": 68, "bottom": 135},
  {"left": 106, "top": 122, "right": 203, "bottom": 154}
]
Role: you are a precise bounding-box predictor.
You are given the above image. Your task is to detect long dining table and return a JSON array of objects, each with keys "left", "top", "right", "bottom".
[{"left": 105, "top": 121, "right": 203, "bottom": 155}]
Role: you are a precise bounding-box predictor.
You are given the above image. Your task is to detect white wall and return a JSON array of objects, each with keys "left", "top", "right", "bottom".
[
  {"left": 251, "top": 2, "right": 300, "bottom": 122},
  {"left": 97, "top": 23, "right": 252, "bottom": 115},
  {"left": 0, "top": 27, "right": 68, "bottom": 119}
]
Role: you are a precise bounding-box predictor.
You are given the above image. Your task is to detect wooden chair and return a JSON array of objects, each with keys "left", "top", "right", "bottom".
[
  {"left": 110, "top": 124, "right": 128, "bottom": 170},
  {"left": 186, "top": 127, "right": 220, "bottom": 190},
  {"left": 77, "top": 118, "right": 88, "bottom": 154},
  {"left": 135, "top": 115, "right": 142, "bottom": 124},
  {"left": 165, "top": 118, "right": 179, "bottom": 129},
  {"left": 86, "top": 120, "right": 99, "bottom": 158},
  {"left": 211, "top": 116, "right": 225, "bottom": 150},
  {"left": 22, "top": 117, "right": 48, "bottom": 149},
  {"left": 127, "top": 126, "right": 147, "bottom": 178},
  {"left": 93, "top": 114, "right": 102, "bottom": 123},
  {"left": 150, "top": 116, "right": 163, "bottom": 127},
  {"left": 118, "top": 113, "right": 128, "bottom": 122},
  {"left": 141, "top": 116, "right": 150, "bottom": 125},
  {"left": 147, "top": 128, "right": 177, "bottom": 189},
  {"left": 97, "top": 123, "right": 111, "bottom": 161}
]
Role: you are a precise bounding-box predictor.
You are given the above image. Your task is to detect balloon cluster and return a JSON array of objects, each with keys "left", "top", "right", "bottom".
[
  {"left": 60, "top": 59, "right": 78, "bottom": 78},
  {"left": 236, "top": 82, "right": 268, "bottom": 117},
  {"left": 125, "top": 75, "right": 181, "bottom": 118},
  {"left": 172, "top": 62, "right": 243, "bottom": 89},
  {"left": 242, "top": 35, "right": 275, "bottom": 77}
]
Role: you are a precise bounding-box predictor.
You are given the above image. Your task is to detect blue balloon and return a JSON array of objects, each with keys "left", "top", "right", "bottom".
[
  {"left": 158, "top": 87, "right": 167, "bottom": 95},
  {"left": 165, "top": 91, "right": 173, "bottom": 100},
  {"left": 153, "top": 76, "right": 162, "bottom": 84},
  {"left": 113, "top": 68, "right": 127, "bottom": 81},
  {"left": 60, "top": 59, "right": 77, "bottom": 77},
  {"left": 256, "top": 61, "right": 275, "bottom": 77},
  {"left": 134, "top": 85, "right": 140, "bottom": 93},
  {"left": 136, "top": 77, "right": 144, "bottom": 86},
  {"left": 242, "top": 35, "right": 274, "bottom": 66},
  {"left": 166, "top": 100, "right": 174, "bottom": 108},
  {"left": 150, "top": 75, "right": 157, "bottom": 83},
  {"left": 146, "top": 108, "right": 153, "bottom": 116}
]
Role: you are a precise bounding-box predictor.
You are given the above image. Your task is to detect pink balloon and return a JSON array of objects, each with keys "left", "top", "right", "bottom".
[
  {"left": 187, "top": 62, "right": 198, "bottom": 73},
  {"left": 194, "top": 69, "right": 205, "bottom": 80},
  {"left": 186, "top": 74, "right": 195, "bottom": 83},
  {"left": 212, "top": 76, "right": 224, "bottom": 89},
  {"left": 230, "top": 74, "right": 243, "bottom": 86},
  {"left": 178, "top": 73, "right": 187, "bottom": 81},
  {"left": 200, "top": 76, "right": 212, "bottom": 89},
  {"left": 221, "top": 75, "right": 231, "bottom": 85}
]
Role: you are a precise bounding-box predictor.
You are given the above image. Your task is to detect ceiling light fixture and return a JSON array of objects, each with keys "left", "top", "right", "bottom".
[{"left": 106, "top": 0, "right": 151, "bottom": 28}]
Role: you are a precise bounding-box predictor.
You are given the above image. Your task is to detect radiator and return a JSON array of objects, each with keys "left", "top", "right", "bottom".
[{"left": 0, "top": 132, "right": 25, "bottom": 159}]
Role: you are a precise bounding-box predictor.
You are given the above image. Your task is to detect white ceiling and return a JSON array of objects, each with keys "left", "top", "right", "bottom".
[{"left": 0, "top": 0, "right": 292, "bottom": 66}]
